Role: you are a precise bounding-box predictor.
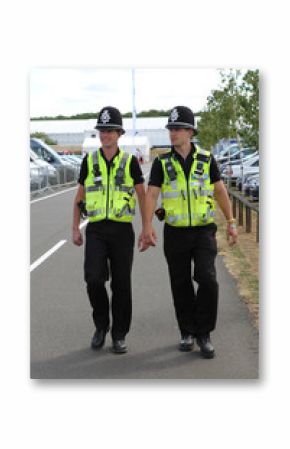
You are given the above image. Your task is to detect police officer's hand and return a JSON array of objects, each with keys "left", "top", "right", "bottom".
[
  {"left": 138, "top": 233, "right": 150, "bottom": 252},
  {"left": 143, "top": 226, "right": 157, "bottom": 248},
  {"left": 72, "top": 229, "right": 83, "bottom": 246},
  {"left": 226, "top": 224, "right": 238, "bottom": 246}
]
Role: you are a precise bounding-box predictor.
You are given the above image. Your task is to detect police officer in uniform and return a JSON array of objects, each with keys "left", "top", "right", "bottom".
[
  {"left": 72, "top": 106, "right": 146, "bottom": 354},
  {"left": 142, "top": 106, "right": 238, "bottom": 358}
]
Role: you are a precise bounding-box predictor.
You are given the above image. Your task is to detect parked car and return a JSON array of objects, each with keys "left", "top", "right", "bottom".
[
  {"left": 216, "top": 144, "right": 240, "bottom": 163},
  {"left": 222, "top": 155, "right": 259, "bottom": 181},
  {"left": 30, "top": 138, "right": 77, "bottom": 184},
  {"left": 30, "top": 160, "right": 45, "bottom": 191},
  {"left": 236, "top": 168, "right": 259, "bottom": 191},
  {"left": 217, "top": 146, "right": 256, "bottom": 166},
  {"left": 220, "top": 151, "right": 258, "bottom": 174},
  {"left": 65, "top": 155, "right": 82, "bottom": 166},
  {"left": 30, "top": 149, "right": 57, "bottom": 186},
  {"left": 243, "top": 173, "right": 259, "bottom": 196},
  {"left": 60, "top": 155, "right": 81, "bottom": 169},
  {"left": 249, "top": 176, "right": 260, "bottom": 201},
  {"left": 214, "top": 138, "right": 237, "bottom": 154}
]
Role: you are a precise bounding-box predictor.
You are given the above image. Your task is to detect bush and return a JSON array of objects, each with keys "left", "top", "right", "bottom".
[{"left": 30, "top": 132, "right": 57, "bottom": 145}]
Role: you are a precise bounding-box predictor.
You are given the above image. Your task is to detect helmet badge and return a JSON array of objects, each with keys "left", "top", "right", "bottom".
[
  {"left": 170, "top": 108, "right": 179, "bottom": 122},
  {"left": 100, "top": 109, "right": 111, "bottom": 124}
]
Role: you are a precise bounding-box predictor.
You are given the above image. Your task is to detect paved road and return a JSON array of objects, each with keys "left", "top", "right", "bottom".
[{"left": 30, "top": 163, "right": 259, "bottom": 379}]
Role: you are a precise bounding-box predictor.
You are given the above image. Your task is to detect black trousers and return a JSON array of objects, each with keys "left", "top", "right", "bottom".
[
  {"left": 84, "top": 221, "right": 135, "bottom": 340},
  {"left": 163, "top": 223, "right": 219, "bottom": 337}
]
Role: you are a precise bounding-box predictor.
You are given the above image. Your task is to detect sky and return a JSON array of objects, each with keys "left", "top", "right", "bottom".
[{"left": 29, "top": 68, "right": 224, "bottom": 118}]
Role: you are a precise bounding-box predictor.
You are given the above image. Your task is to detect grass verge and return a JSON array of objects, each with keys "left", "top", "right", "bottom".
[{"left": 216, "top": 207, "right": 259, "bottom": 329}]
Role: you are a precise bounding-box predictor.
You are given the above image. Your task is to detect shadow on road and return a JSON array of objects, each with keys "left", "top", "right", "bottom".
[{"left": 31, "top": 343, "right": 202, "bottom": 379}]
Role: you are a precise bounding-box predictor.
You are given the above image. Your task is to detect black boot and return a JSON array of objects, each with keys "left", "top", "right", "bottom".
[
  {"left": 196, "top": 334, "right": 215, "bottom": 359},
  {"left": 179, "top": 334, "right": 194, "bottom": 352},
  {"left": 111, "top": 339, "right": 127, "bottom": 354},
  {"left": 91, "top": 328, "right": 108, "bottom": 350}
]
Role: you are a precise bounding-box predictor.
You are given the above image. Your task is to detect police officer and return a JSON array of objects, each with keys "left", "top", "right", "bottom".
[
  {"left": 72, "top": 106, "right": 146, "bottom": 354},
  {"left": 141, "top": 106, "right": 238, "bottom": 358}
]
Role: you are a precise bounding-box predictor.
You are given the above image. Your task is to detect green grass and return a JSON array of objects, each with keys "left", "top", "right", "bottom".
[{"left": 217, "top": 217, "right": 259, "bottom": 305}]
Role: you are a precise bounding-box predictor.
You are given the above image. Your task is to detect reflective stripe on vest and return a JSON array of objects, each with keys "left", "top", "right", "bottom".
[
  {"left": 87, "top": 208, "right": 105, "bottom": 217},
  {"left": 160, "top": 146, "right": 216, "bottom": 227},
  {"left": 166, "top": 210, "right": 215, "bottom": 224},
  {"left": 85, "top": 149, "right": 136, "bottom": 223},
  {"left": 161, "top": 191, "right": 187, "bottom": 199}
]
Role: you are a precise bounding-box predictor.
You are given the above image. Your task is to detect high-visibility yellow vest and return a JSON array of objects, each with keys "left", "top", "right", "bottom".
[
  {"left": 85, "top": 149, "right": 136, "bottom": 223},
  {"left": 159, "top": 146, "right": 216, "bottom": 227}
]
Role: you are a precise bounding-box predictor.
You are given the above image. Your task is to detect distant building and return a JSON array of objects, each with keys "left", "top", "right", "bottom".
[{"left": 30, "top": 116, "right": 200, "bottom": 148}]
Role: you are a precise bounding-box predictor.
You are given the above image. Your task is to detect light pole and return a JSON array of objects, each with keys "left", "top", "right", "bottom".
[{"left": 132, "top": 68, "right": 137, "bottom": 137}]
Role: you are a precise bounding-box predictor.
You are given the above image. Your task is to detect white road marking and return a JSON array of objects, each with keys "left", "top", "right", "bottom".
[
  {"left": 30, "top": 186, "right": 77, "bottom": 204},
  {"left": 30, "top": 240, "right": 67, "bottom": 272}
]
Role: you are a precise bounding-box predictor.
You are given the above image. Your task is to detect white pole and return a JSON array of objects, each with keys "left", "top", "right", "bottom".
[{"left": 132, "top": 68, "right": 137, "bottom": 136}]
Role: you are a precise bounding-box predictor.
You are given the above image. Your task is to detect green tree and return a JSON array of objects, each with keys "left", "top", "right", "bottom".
[
  {"left": 238, "top": 70, "right": 259, "bottom": 148},
  {"left": 198, "top": 69, "right": 259, "bottom": 151}
]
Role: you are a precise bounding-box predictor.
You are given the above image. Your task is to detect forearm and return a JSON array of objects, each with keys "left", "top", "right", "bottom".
[
  {"left": 135, "top": 185, "right": 146, "bottom": 228},
  {"left": 72, "top": 185, "right": 85, "bottom": 231},
  {"left": 144, "top": 187, "right": 160, "bottom": 228},
  {"left": 214, "top": 182, "right": 238, "bottom": 245},
  {"left": 214, "top": 183, "right": 234, "bottom": 221},
  {"left": 72, "top": 201, "right": 81, "bottom": 231}
]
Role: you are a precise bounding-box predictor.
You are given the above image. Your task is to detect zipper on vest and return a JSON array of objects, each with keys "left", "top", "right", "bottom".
[
  {"left": 187, "top": 178, "right": 192, "bottom": 226},
  {"left": 106, "top": 165, "right": 110, "bottom": 218}
]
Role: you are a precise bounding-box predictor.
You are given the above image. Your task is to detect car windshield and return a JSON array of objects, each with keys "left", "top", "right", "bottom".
[
  {"left": 229, "top": 146, "right": 240, "bottom": 155},
  {"left": 30, "top": 138, "right": 62, "bottom": 162},
  {"left": 241, "top": 148, "right": 256, "bottom": 157},
  {"left": 219, "top": 145, "right": 238, "bottom": 157},
  {"left": 242, "top": 152, "right": 257, "bottom": 161}
]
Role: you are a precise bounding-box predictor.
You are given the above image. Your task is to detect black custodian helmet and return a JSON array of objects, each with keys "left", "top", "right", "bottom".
[
  {"left": 95, "top": 106, "right": 125, "bottom": 134},
  {"left": 166, "top": 106, "right": 197, "bottom": 133}
]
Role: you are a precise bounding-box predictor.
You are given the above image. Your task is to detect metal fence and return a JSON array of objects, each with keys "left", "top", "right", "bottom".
[
  {"left": 30, "top": 165, "right": 79, "bottom": 196},
  {"left": 227, "top": 188, "right": 259, "bottom": 242}
]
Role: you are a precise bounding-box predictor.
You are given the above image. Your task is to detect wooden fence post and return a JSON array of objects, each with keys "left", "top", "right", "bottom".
[
  {"left": 246, "top": 206, "right": 251, "bottom": 233},
  {"left": 233, "top": 196, "right": 237, "bottom": 218},
  {"left": 238, "top": 200, "right": 243, "bottom": 226}
]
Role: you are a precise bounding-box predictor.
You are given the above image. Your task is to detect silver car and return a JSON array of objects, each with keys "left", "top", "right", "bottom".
[
  {"left": 30, "top": 160, "right": 45, "bottom": 190},
  {"left": 30, "top": 149, "right": 58, "bottom": 187}
]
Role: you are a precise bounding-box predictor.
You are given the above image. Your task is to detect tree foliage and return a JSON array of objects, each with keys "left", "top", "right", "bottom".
[
  {"left": 198, "top": 69, "right": 259, "bottom": 150},
  {"left": 31, "top": 109, "right": 172, "bottom": 121}
]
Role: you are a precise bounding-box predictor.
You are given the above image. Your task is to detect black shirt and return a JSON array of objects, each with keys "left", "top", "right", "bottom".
[
  {"left": 78, "top": 148, "right": 144, "bottom": 186},
  {"left": 148, "top": 143, "right": 221, "bottom": 187}
]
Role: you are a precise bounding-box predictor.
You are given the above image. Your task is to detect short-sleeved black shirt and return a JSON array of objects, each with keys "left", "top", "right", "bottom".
[
  {"left": 148, "top": 143, "right": 221, "bottom": 187},
  {"left": 78, "top": 148, "right": 144, "bottom": 186}
]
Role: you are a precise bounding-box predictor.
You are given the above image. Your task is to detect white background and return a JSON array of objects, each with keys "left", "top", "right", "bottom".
[{"left": 0, "top": 0, "right": 289, "bottom": 448}]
